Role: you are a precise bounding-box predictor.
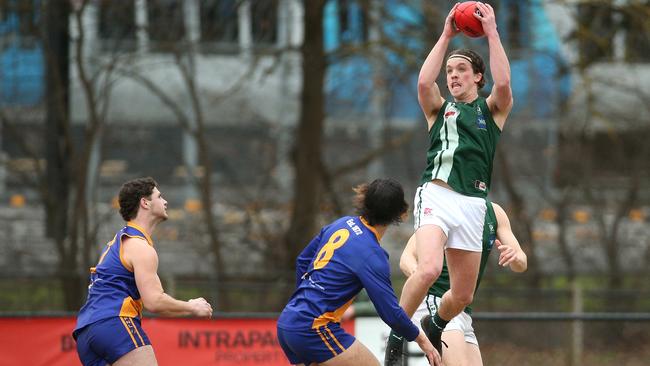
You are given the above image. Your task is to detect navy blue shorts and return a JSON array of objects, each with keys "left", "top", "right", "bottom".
[
  {"left": 277, "top": 323, "right": 355, "bottom": 365},
  {"left": 74, "top": 317, "right": 151, "bottom": 366}
]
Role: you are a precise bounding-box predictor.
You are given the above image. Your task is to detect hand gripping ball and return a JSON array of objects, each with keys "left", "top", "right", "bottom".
[{"left": 454, "top": 1, "right": 484, "bottom": 38}]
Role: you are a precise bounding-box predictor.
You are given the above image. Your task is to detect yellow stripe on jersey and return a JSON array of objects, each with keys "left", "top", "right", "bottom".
[
  {"left": 359, "top": 216, "right": 382, "bottom": 241},
  {"left": 126, "top": 221, "right": 154, "bottom": 247},
  {"left": 324, "top": 325, "right": 345, "bottom": 352},
  {"left": 119, "top": 235, "right": 134, "bottom": 272},
  {"left": 316, "top": 328, "right": 337, "bottom": 356},
  {"left": 126, "top": 317, "right": 146, "bottom": 346},
  {"left": 120, "top": 317, "right": 139, "bottom": 347},
  {"left": 312, "top": 298, "right": 354, "bottom": 329},
  {"left": 119, "top": 296, "right": 144, "bottom": 318},
  {"left": 93, "top": 236, "right": 118, "bottom": 272}
]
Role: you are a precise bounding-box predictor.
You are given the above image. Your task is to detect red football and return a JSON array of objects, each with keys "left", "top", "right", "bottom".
[{"left": 454, "top": 1, "right": 484, "bottom": 38}]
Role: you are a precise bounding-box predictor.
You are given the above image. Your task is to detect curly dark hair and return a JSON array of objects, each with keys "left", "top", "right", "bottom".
[
  {"left": 353, "top": 178, "right": 408, "bottom": 226},
  {"left": 447, "top": 49, "right": 487, "bottom": 89},
  {"left": 118, "top": 177, "right": 159, "bottom": 221}
]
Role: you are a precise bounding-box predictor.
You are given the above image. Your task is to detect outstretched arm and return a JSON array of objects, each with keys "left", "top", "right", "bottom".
[
  {"left": 493, "top": 203, "right": 527, "bottom": 272},
  {"left": 399, "top": 234, "right": 418, "bottom": 277},
  {"left": 478, "top": 2, "right": 513, "bottom": 128},
  {"left": 418, "top": 3, "right": 460, "bottom": 127},
  {"left": 125, "top": 237, "right": 213, "bottom": 317},
  {"left": 359, "top": 252, "right": 420, "bottom": 341}
]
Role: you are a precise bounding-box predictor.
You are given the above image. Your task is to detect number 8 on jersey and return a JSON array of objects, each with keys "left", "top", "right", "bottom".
[{"left": 313, "top": 229, "right": 350, "bottom": 269}]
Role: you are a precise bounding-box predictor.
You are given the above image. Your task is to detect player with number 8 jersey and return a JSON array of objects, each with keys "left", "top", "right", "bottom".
[{"left": 277, "top": 179, "right": 441, "bottom": 366}]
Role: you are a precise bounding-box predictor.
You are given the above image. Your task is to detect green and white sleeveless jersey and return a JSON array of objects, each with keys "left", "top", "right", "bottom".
[
  {"left": 420, "top": 97, "right": 501, "bottom": 198},
  {"left": 427, "top": 200, "right": 498, "bottom": 314}
]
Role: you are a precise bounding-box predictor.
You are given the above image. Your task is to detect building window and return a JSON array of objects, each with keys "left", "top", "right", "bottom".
[
  {"left": 623, "top": 1, "right": 650, "bottom": 62},
  {"left": 0, "top": 0, "right": 43, "bottom": 106},
  {"left": 98, "top": 0, "right": 136, "bottom": 51},
  {"left": 0, "top": 0, "right": 40, "bottom": 47},
  {"left": 576, "top": 3, "right": 615, "bottom": 66},
  {"left": 338, "top": 0, "right": 367, "bottom": 45},
  {"left": 505, "top": 0, "right": 523, "bottom": 50},
  {"left": 147, "top": 0, "right": 185, "bottom": 52},
  {"left": 200, "top": 0, "right": 239, "bottom": 52},
  {"left": 251, "top": 0, "right": 278, "bottom": 47}
]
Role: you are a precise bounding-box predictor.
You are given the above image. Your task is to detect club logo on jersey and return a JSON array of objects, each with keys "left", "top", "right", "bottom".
[
  {"left": 476, "top": 104, "right": 487, "bottom": 130},
  {"left": 423, "top": 207, "right": 433, "bottom": 216},
  {"left": 474, "top": 180, "right": 487, "bottom": 191},
  {"left": 486, "top": 220, "right": 497, "bottom": 249},
  {"left": 444, "top": 105, "right": 459, "bottom": 123},
  {"left": 488, "top": 234, "right": 496, "bottom": 249}
]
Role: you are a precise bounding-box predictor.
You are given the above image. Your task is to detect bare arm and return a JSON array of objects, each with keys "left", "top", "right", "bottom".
[
  {"left": 124, "top": 237, "right": 213, "bottom": 317},
  {"left": 493, "top": 204, "right": 527, "bottom": 272},
  {"left": 478, "top": 2, "right": 513, "bottom": 128},
  {"left": 418, "top": 4, "right": 459, "bottom": 127},
  {"left": 399, "top": 234, "right": 418, "bottom": 277}
]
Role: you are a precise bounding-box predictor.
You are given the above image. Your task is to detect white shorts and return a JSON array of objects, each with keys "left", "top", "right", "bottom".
[
  {"left": 413, "top": 182, "right": 486, "bottom": 252},
  {"left": 412, "top": 294, "right": 478, "bottom": 346}
]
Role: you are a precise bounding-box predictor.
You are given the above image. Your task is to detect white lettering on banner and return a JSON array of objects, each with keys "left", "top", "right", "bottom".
[{"left": 354, "top": 317, "right": 430, "bottom": 366}]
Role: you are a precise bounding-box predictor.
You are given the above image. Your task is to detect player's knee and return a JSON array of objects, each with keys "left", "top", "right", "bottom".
[
  {"left": 453, "top": 291, "right": 474, "bottom": 307},
  {"left": 417, "top": 265, "right": 442, "bottom": 285}
]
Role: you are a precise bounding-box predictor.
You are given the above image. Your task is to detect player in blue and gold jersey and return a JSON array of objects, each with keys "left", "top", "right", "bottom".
[
  {"left": 277, "top": 179, "right": 441, "bottom": 366},
  {"left": 73, "top": 177, "right": 213, "bottom": 366}
]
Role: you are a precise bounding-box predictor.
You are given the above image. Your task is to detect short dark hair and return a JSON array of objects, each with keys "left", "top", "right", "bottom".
[
  {"left": 118, "top": 177, "right": 158, "bottom": 221},
  {"left": 448, "top": 49, "right": 487, "bottom": 89},
  {"left": 353, "top": 178, "right": 408, "bottom": 226}
]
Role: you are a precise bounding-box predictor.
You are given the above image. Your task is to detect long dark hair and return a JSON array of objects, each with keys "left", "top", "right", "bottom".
[{"left": 353, "top": 178, "right": 408, "bottom": 226}]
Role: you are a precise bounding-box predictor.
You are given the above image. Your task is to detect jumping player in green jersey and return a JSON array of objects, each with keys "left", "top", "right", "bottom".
[
  {"left": 390, "top": 2, "right": 514, "bottom": 359},
  {"left": 386, "top": 202, "right": 526, "bottom": 366}
]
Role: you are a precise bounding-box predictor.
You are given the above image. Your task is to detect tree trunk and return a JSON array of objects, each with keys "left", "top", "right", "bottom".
[
  {"left": 44, "top": 0, "right": 82, "bottom": 310},
  {"left": 60, "top": 251, "right": 83, "bottom": 311},
  {"left": 285, "top": 0, "right": 327, "bottom": 269},
  {"left": 43, "top": 0, "right": 70, "bottom": 248}
]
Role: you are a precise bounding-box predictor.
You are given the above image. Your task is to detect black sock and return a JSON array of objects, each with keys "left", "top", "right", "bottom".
[
  {"left": 386, "top": 329, "right": 404, "bottom": 349},
  {"left": 432, "top": 312, "right": 449, "bottom": 331}
]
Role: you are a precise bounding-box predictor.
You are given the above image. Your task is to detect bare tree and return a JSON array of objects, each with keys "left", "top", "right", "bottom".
[
  {"left": 283, "top": 0, "right": 328, "bottom": 274},
  {"left": 0, "top": 0, "right": 117, "bottom": 310}
]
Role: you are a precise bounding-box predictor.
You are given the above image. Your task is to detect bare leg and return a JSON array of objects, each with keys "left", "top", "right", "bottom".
[
  {"left": 319, "top": 340, "right": 380, "bottom": 366},
  {"left": 441, "top": 330, "right": 483, "bottom": 366},
  {"left": 438, "top": 249, "right": 481, "bottom": 321},
  {"left": 465, "top": 343, "right": 483, "bottom": 366},
  {"left": 399, "top": 225, "right": 446, "bottom": 316},
  {"left": 113, "top": 345, "right": 158, "bottom": 366}
]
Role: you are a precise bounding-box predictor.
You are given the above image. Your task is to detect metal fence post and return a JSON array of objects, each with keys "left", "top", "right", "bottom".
[{"left": 571, "top": 281, "right": 583, "bottom": 366}]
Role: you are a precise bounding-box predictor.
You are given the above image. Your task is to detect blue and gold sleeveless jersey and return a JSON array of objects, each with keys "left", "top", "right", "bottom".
[
  {"left": 277, "top": 216, "right": 419, "bottom": 341},
  {"left": 74, "top": 222, "right": 154, "bottom": 333}
]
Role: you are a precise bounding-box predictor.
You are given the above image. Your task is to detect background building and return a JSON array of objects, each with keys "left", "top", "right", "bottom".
[{"left": 0, "top": 1, "right": 649, "bottom": 364}]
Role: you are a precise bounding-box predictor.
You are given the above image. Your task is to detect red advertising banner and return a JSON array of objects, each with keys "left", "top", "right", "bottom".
[
  {"left": 0, "top": 317, "right": 354, "bottom": 366},
  {"left": 148, "top": 318, "right": 288, "bottom": 365}
]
